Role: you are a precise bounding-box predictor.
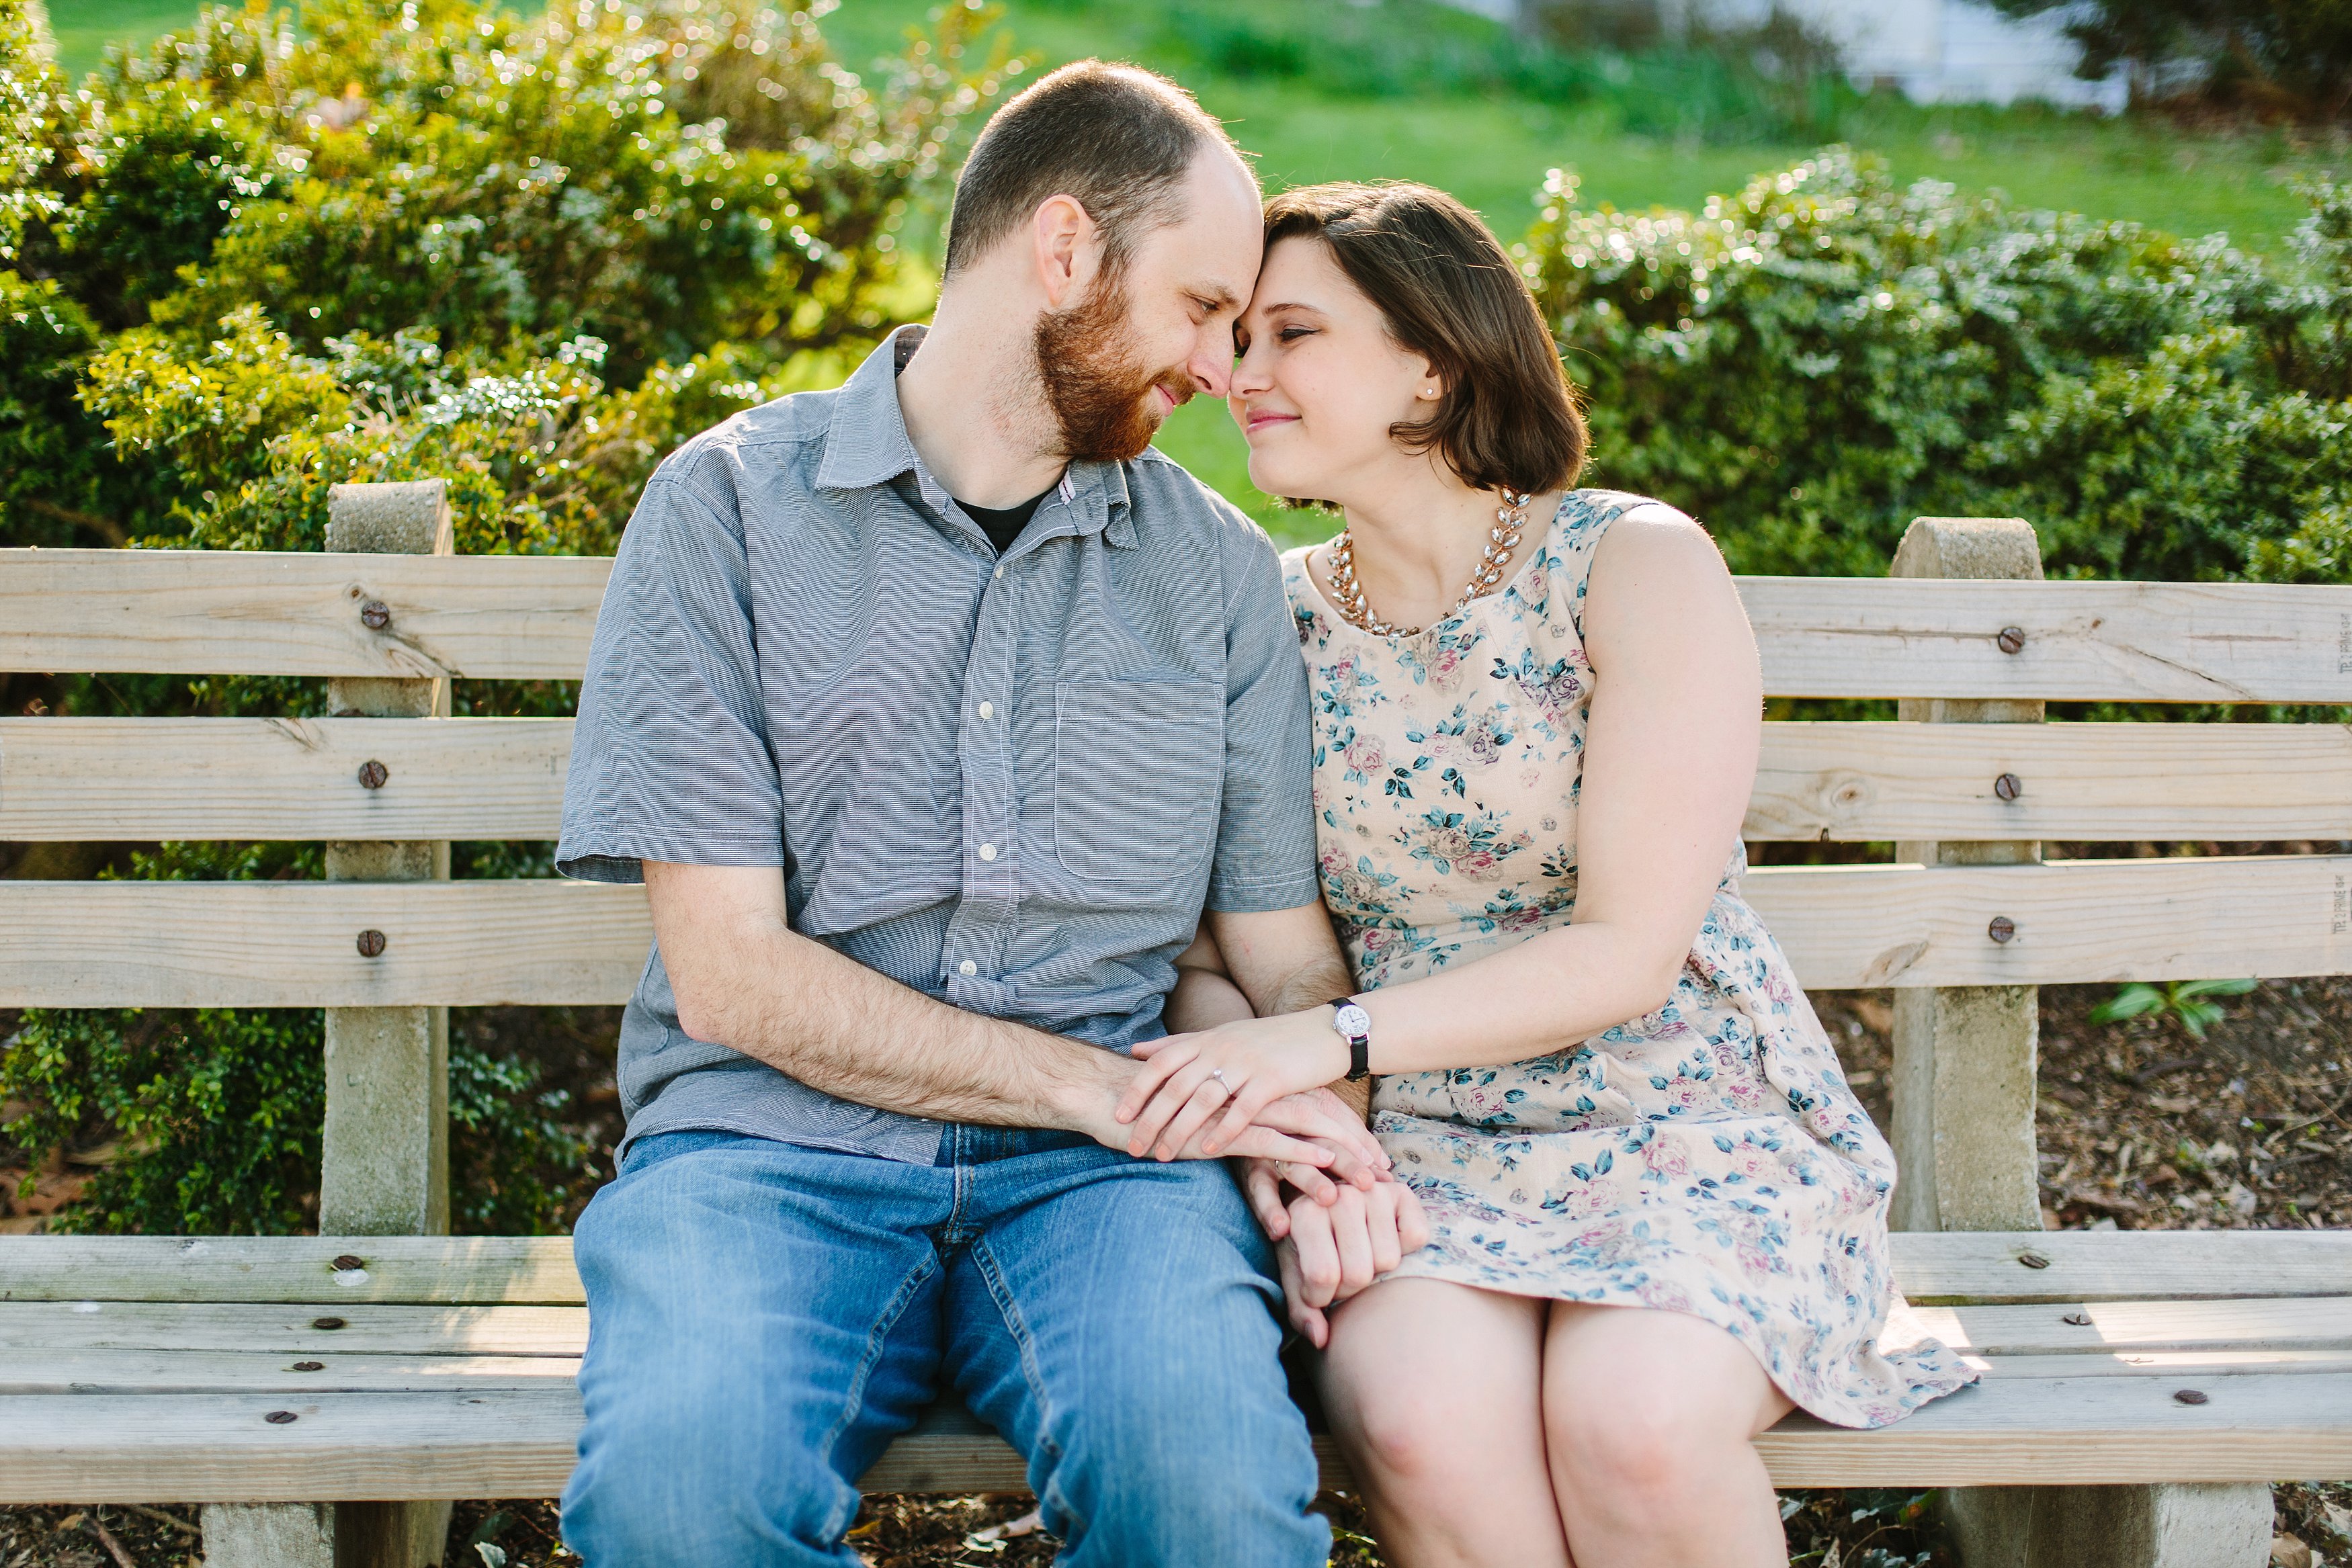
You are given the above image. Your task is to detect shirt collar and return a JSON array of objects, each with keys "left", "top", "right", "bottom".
[{"left": 814, "top": 324, "right": 1138, "bottom": 551}]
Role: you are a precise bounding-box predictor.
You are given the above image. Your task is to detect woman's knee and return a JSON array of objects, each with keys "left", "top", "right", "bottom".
[{"left": 1333, "top": 1375, "right": 1493, "bottom": 1489}]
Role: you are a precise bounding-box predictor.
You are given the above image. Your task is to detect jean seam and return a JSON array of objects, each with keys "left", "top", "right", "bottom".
[
  {"left": 816, "top": 1248, "right": 937, "bottom": 1543},
  {"left": 968, "top": 1235, "right": 1085, "bottom": 1537}
]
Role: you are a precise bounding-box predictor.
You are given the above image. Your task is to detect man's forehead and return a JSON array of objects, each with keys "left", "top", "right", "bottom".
[{"left": 1144, "top": 149, "right": 1261, "bottom": 300}]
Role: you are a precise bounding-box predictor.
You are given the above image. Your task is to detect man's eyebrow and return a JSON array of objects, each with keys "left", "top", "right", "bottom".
[{"left": 1191, "top": 284, "right": 1243, "bottom": 312}]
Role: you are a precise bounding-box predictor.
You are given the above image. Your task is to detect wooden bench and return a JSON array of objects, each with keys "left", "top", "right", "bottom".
[{"left": 2, "top": 488, "right": 2348, "bottom": 1568}]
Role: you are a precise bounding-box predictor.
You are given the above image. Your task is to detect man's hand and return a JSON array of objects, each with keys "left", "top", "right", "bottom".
[
  {"left": 1241, "top": 1158, "right": 1431, "bottom": 1348},
  {"left": 1070, "top": 1076, "right": 1386, "bottom": 1184}
]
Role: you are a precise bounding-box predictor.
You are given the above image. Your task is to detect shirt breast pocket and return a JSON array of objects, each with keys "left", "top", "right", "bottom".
[{"left": 1053, "top": 680, "right": 1226, "bottom": 881}]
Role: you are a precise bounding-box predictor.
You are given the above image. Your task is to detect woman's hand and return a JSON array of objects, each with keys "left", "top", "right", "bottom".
[
  {"left": 1119, "top": 1008, "right": 1352, "bottom": 1162},
  {"left": 1241, "top": 1158, "right": 1430, "bottom": 1348}
]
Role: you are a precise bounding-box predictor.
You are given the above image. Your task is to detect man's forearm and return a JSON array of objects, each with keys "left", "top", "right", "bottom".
[{"left": 651, "top": 865, "right": 1129, "bottom": 1133}]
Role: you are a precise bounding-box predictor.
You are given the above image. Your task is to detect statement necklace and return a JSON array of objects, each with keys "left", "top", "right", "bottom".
[{"left": 1325, "top": 488, "right": 1531, "bottom": 637}]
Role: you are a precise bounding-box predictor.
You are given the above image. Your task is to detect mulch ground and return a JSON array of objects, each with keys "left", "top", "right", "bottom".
[{"left": 5, "top": 978, "right": 2349, "bottom": 1566}]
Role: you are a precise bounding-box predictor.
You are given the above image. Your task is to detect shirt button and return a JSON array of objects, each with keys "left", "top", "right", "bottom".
[
  {"left": 958, "top": 960, "right": 978, "bottom": 977},
  {"left": 978, "top": 701, "right": 995, "bottom": 720},
  {"left": 993, "top": 564, "right": 1005, "bottom": 580},
  {"left": 978, "top": 842, "right": 998, "bottom": 862}
]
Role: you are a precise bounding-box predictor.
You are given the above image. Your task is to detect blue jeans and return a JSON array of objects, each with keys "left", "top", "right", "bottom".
[{"left": 559, "top": 1127, "right": 1329, "bottom": 1568}]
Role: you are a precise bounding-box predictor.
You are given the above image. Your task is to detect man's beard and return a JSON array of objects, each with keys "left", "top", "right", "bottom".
[{"left": 1033, "top": 267, "right": 1195, "bottom": 464}]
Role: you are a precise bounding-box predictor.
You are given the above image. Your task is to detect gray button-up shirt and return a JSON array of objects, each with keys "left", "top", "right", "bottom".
[{"left": 557, "top": 326, "right": 1319, "bottom": 1162}]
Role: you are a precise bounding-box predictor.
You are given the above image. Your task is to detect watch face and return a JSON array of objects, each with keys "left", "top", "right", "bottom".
[{"left": 1333, "top": 1003, "right": 1372, "bottom": 1037}]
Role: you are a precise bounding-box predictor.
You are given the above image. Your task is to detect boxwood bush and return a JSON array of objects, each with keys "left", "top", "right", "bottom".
[{"left": 1524, "top": 149, "right": 2352, "bottom": 586}]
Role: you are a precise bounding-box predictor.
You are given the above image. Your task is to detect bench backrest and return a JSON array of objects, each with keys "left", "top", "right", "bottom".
[
  {"left": 3, "top": 499, "right": 2349, "bottom": 1240},
  {"left": 5, "top": 543, "right": 2348, "bottom": 1008}
]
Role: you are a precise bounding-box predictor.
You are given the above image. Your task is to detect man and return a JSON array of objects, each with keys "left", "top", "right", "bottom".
[{"left": 556, "top": 60, "right": 1405, "bottom": 1567}]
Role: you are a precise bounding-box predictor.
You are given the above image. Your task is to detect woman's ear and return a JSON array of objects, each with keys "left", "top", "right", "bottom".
[{"left": 1416, "top": 361, "right": 1445, "bottom": 401}]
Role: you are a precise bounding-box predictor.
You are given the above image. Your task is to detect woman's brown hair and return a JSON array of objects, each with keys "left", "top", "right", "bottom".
[{"left": 1261, "top": 181, "right": 1586, "bottom": 499}]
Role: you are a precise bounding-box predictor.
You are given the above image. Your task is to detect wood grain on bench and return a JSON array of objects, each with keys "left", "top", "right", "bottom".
[
  {"left": 9, "top": 717, "right": 2352, "bottom": 844},
  {"left": 9, "top": 549, "right": 2351, "bottom": 701},
  {"left": 5, "top": 854, "right": 2345, "bottom": 1007}
]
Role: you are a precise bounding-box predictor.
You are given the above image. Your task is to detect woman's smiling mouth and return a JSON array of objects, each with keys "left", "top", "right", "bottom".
[{"left": 1242, "top": 408, "right": 1300, "bottom": 438}]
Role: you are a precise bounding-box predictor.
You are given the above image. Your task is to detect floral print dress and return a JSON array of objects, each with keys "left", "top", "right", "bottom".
[{"left": 1282, "top": 489, "right": 1975, "bottom": 1428}]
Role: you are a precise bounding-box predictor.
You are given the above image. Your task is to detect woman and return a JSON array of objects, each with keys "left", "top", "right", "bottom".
[{"left": 1116, "top": 182, "right": 1975, "bottom": 1568}]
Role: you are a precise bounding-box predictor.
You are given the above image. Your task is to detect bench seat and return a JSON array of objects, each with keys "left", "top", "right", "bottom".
[{"left": 5, "top": 1231, "right": 2347, "bottom": 1503}]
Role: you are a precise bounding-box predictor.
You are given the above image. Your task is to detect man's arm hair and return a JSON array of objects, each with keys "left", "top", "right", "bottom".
[
  {"left": 647, "top": 862, "right": 1366, "bottom": 1158},
  {"left": 648, "top": 861, "right": 1130, "bottom": 1135}
]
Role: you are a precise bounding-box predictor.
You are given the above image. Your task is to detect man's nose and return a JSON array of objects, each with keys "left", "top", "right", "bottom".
[{"left": 1189, "top": 330, "right": 1234, "bottom": 399}]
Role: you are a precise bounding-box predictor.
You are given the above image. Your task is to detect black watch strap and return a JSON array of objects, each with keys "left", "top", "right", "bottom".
[{"left": 1328, "top": 996, "right": 1373, "bottom": 1081}]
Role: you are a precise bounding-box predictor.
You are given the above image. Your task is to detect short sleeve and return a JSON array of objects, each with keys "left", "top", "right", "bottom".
[
  {"left": 1205, "top": 527, "right": 1320, "bottom": 912},
  {"left": 556, "top": 476, "right": 786, "bottom": 883}
]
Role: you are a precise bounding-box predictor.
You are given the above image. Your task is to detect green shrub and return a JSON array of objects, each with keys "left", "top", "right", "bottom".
[{"left": 1523, "top": 152, "right": 2352, "bottom": 584}]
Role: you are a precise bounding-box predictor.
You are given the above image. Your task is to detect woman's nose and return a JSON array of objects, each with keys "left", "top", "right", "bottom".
[
  {"left": 1187, "top": 323, "right": 1236, "bottom": 399},
  {"left": 1228, "top": 337, "right": 1269, "bottom": 397}
]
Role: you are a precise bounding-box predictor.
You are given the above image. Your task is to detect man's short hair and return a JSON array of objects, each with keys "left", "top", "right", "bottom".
[{"left": 942, "top": 60, "right": 1240, "bottom": 279}]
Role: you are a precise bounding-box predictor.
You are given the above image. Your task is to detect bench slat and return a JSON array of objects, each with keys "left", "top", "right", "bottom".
[
  {"left": 1742, "top": 577, "right": 2352, "bottom": 703},
  {"left": 10, "top": 717, "right": 2351, "bottom": 844},
  {"left": 0, "top": 717, "right": 572, "bottom": 842},
  {"left": 1886, "top": 1229, "right": 2352, "bottom": 1305},
  {"left": 15, "top": 1344, "right": 2351, "bottom": 1398},
  {"left": 1746, "top": 853, "right": 2352, "bottom": 990},
  {"left": 0, "top": 1236, "right": 587, "bottom": 1305},
  {"left": 1749, "top": 722, "right": 2352, "bottom": 842},
  {"left": 0, "top": 550, "right": 607, "bottom": 682},
  {"left": 8, "top": 552, "right": 2350, "bottom": 703},
  {"left": 13, "top": 1295, "right": 2338, "bottom": 1364},
  {"left": 4, "top": 1372, "right": 2346, "bottom": 1501},
  {"left": 1902, "top": 1297, "right": 2352, "bottom": 1356},
  {"left": 1968, "top": 1350, "right": 2352, "bottom": 1380},
  {"left": 0, "top": 1302, "right": 585, "bottom": 1357},
  {"left": 0, "top": 879, "right": 650, "bottom": 1008},
  {"left": 0, "top": 1349, "right": 581, "bottom": 1395},
  {"left": 7, "top": 855, "right": 2345, "bottom": 1007},
  {"left": 7, "top": 1233, "right": 2340, "bottom": 1308}
]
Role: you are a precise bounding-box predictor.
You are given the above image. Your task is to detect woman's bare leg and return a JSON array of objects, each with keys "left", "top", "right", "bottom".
[
  {"left": 1541, "top": 1303, "right": 1795, "bottom": 1568},
  {"left": 1318, "top": 1277, "right": 1574, "bottom": 1568}
]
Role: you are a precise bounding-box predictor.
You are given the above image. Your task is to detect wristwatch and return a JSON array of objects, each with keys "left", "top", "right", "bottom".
[{"left": 1328, "top": 996, "right": 1374, "bottom": 1081}]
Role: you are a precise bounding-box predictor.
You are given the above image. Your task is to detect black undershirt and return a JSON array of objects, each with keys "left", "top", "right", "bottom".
[{"left": 957, "top": 486, "right": 1055, "bottom": 556}]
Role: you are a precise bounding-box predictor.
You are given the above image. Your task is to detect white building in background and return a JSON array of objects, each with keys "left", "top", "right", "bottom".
[{"left": 1452, "top": 0, "right": 2131, "bottom": 112}]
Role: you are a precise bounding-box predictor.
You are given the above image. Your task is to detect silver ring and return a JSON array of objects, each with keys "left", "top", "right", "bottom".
[{"left": 1210, "top": 1068, "right": 1230, "bottom": 1092}]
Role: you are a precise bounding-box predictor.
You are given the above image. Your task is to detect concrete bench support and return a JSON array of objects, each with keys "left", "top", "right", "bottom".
[
  {"left": 1888, "top": 519, "right": 2272, "bottom": 1568},
  {"left": 204, "top": 482, "right": 457, "bottom": 1568},
  {"left": 1943, "top": 1483, "right": 2275, "bottom": 1568}
]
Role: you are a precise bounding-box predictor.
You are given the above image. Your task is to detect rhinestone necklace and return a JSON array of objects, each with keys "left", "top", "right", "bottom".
[{"left": 1325, "top": 488, "right": 1531, "bottom": 638}]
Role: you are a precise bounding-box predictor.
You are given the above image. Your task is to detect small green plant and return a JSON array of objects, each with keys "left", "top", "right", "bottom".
[{"left": 2088, "top": 977, "right": 2259, "bottom": 1039}]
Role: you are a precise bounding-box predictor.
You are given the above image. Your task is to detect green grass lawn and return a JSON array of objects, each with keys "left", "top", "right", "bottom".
[{"left": 49, "top": 0, "right": 2346, "bottom": 541}]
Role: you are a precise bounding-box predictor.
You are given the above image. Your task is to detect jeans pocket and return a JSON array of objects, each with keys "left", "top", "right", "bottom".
[{"left": 1053, "top": 679, "right": 1224, "bottom": 881}]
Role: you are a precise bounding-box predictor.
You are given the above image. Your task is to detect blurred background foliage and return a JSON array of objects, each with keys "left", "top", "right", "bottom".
[{"left": 1, "top": 0, "right": 2347, "bottom": 1235}]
